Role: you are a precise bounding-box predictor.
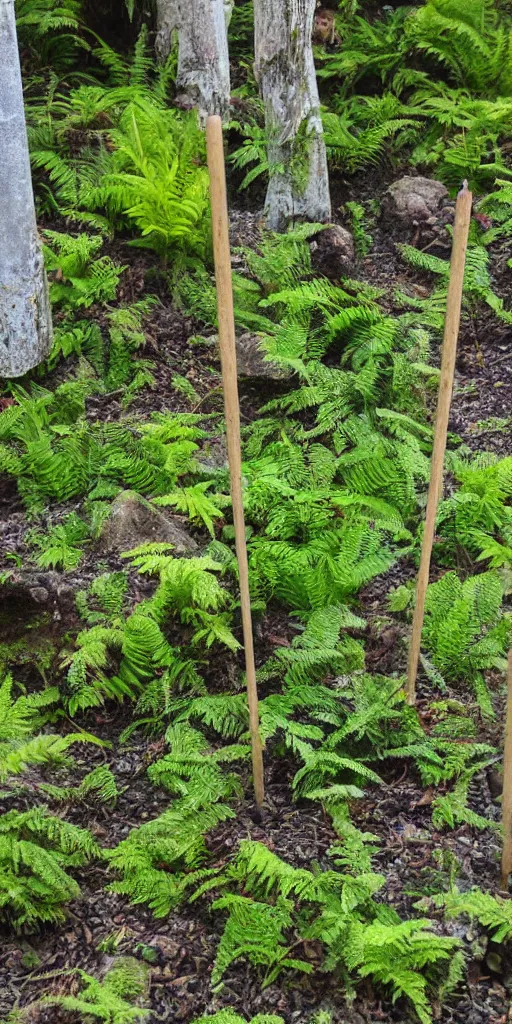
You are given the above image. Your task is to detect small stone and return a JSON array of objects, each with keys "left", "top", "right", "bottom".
[
  {"left": 100, "top": 491, "right": 199, "bottom": 555},
  {"left": 381, "top": 175, "right": 449, "bottom": 237},
  {"left": 196, "top": 439, "right": 228, "bottom": 474},
  {"left": 28, "top": 587, "right": 49, "bottom": 604},
  {"left": 310, "top": 224, "right": 355, "bottom": 278}
]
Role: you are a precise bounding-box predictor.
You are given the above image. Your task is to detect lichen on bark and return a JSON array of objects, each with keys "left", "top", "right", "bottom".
[
  {"left": 254, "top": 0, "right": 331, "bottom": 232},
  {"left": 155, "top": 0, "right": 231, "bottom": 120},
  {"left": 0, "top": 0, "right": 52, "bottom": 377}
]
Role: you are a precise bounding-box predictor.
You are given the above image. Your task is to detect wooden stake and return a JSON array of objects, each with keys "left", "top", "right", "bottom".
[
  {"left": 405, "top": 181, "right": 472, "bottom": 705},
  {"left": 206, "top": 114, "right": 264, "bottom": 809},
  {"left": 501, "top": 651, "right": 512, "bottom": 890}
]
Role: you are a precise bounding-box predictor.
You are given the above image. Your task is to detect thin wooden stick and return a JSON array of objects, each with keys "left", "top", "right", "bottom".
[
  {"left": 206, "top": 114, "right": 264, "bottom": 809},
  {"left": 406, "top": 181, "right": 472, "bottom": 705},
  {"left": 501, "top": 650, "right": 512, "bottom": 889}
]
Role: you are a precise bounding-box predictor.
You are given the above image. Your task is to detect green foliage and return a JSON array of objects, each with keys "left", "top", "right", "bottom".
[
  {"left": 319, "top": 0, "right": 512, "bottom": 187},
  {"left": 345, "top": 201, "right": 373, "bottom": 257},
  {"left": 399, "top": 241, "right": 512, "bottom": 326},
  {"left": 28, "top": 513, "right": 89, "bottom": 569},
  {"left": 228, "top": 120, "right": 271, "bottom": 189},
  {"left": 0, "top": 674, "right": 91, "bottom": 784},
  {"left": 96, "top": 100, "right": 210, "bottom": 263},
  {"left": 0, "top": 807, "right": 100, "bottom": 929},
  {"left": 436, "top": 454, "right": 512, "bottom": 565},
  {"left": 203, "top": 841, "right": 460, "bottom": 1022},
  {"left": 323, "top": 96, "right": 419, "bottom": 173},
  {"left": 442, "top": 887, "right": 512, "bottom": 942},
  {"left": 193, "top": 1015, "right": 282, "bottom": 1024},
  {"left": 154, "top": 481, "right": 229, "bottom": 536},
  {"left": 30, "top": 84, "right": 210, "bottom": 265},
  {"left": 43, "top": 230, "right": 124, "bottom": 309},
  {"left": 77, "top": 572, "right": 129, "bottom": 624},
  {"left": 16, "top": 0, "right": 87, "bottom": 70},
  {"left": 107, "top": 795, "right": 235, "bottom": 917},
  {"left": 124, "top": 545, "right": 240, "bottom": 650},
  {"left": 410, "top": 0, "right": 512, "bottom": 97},
  {"left": 62, "top": 623, "right": 127, "bottom": 715},
  {"left": 0, "top": 391, "right": 213, "bottom": 511},
  {"left": 480, "top": 178, "right": 512, "bottom": 242},
  {"left": 422, "top": 570, "right": 510, "bottom": 684},
  {"left": 40, "top": 958, "right": 149, "bottom": 1023},
  {"left": 40, "top": 765, "right": 119, "bottom": 807}
]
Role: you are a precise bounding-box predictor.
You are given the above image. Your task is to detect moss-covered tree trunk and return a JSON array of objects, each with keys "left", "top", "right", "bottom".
[
  {"left": 155, "top": 0, "right": 231, "bottom": 119},
  {"left": 0, "top": 0, "right": 52, "bottom": 377},
  {"left": 254, "top": 0, "right": 331, "bottom": 232}
]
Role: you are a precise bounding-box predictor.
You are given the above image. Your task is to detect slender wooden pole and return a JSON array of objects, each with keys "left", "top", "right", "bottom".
[
  {"left": 206, "top": 114, "right": 264, "bottom": 809},
  {"left": 501, "top": 651, "right": 512, "bottom": 889},
  {"left": 405, "top": 181, "right": 472, "bottom": 705}
]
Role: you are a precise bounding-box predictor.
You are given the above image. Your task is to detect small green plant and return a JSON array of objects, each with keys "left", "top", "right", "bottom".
[
  {"left": 422, "top": 570, "right": 510, "bottom": 705},
  {"left": 0, "top": 807, "right": 100, "bottom": 929},
  {"left": 43, "top": 230, "right": 124, "bottom": 309},
  {"left": 40, "top": 764, "right": 119, "bottom": 807},
  {"left": 442, "top": 887, "right": 512, "bottom": 942},
  {"left": 28, "top": 513, "right": 89, "bottom": 570},
  {"left": 345, "top": 201, "right": 373, "bottom": 257},
  {"left": 201, "top": 841, "right": 461, "bottom": 1022},
  {"left": 18, "top": 958, "right": 150, "bottom": 1023},
  {"left": 0, "top": 674, "right": 94, "bottom": 785}
]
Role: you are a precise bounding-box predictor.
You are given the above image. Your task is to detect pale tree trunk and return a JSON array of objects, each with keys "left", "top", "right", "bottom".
[
  {"left": 155, "top": 0, "right": 232, "bottom": 120},
  {"left": 0, "top": 0, "right": 52, "bottom": 377},
  {"left": 254, "top": 0, "right": 331, "bottom": 232}
]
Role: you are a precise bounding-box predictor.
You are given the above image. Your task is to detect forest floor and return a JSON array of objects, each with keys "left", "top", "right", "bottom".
[{"left": 1, "top": 168, "right": 512, "bottom": 1024}]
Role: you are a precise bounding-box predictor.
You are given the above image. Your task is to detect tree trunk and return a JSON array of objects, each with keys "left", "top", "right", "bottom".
[
  {"left": 0, "top": 0, "right": 52, "bottom": 377},
  {"left": 155, "top": 0, "right": 231, "bottom": 120},
  {"left": 254, "top": 0, "right": 331, "bottom": 232}
]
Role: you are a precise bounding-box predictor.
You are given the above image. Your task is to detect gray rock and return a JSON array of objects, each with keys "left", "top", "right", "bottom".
[
  {"left": 100, "top": 490, "right": 198, "bottom": 554},
  {"left": 310, "top": 224, "right": 355, "bottom": 278},
  {"left": 235, "top": 332, "right": 292, "bottom": 380},
  {"left": 197, "top": 439, "right": 228, "bottom": 475},
  {"left": 28, "top": 586, "right": 50, "bottom": 604},
  {"left": 381, "top": 176, "right": 449, "bottom": 236}
]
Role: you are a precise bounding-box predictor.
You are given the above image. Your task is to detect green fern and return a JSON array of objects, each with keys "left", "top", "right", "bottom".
[
  {"left": 201, "top": 840, "right": 461, "bottom": 1022},
  {"left": 442, "top": 887, "right": 512, "bottom": 942},
  {"left": 27, "top": 512, "right": 89, "bottom": 570},
  {"left": 0, "top": 807, "right": 100, "bottom": 930},
  {"left": 107, "top": 800, "right": 234, "bottom": 918},
  {"left": 422, "top": 570, "right": 510, "bottom": 684},
  {"left": 40, "top": 765, "right": 119, "bottom": 807},
  {"left": 43, "top": 230, "right": 124, "bottom": 309},
  {"left": 40, "top": 958, "right": 149, "bottom": 1023},
  {"left": 0, "top": 675, "right": 97, "bottom": 785}
]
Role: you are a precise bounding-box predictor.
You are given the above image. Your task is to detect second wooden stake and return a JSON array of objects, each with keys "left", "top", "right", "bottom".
[
  {"left": 206, "top": 114, "right": 264, "bottom": 809},
  {"left": 406, "top": 181, "right": 473, "bottom": 705}
]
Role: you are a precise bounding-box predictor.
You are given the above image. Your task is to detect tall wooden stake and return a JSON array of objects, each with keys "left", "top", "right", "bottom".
[
  {"left": 206, "top": 115, "right": 264, "bottom": 809},
  {"left": 406, "top": 181, "right": 472, "bottom": 705},
  {"left": 501, "top": 651, "right": 512, "bottom": 889}
]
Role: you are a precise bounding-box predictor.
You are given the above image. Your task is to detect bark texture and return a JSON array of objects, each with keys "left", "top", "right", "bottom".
[
  {"left": 254, "top": 0, "right": 331, "bottom": 231},
  {"left": 155, "top": 0, "right": 231, "bottom": 119},
  {"left": 0, "top": 0, "right": 52, "bottom": 377}
]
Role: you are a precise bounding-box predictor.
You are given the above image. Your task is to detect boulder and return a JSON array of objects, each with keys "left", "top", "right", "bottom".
[
  {"left": 235, "top": 332, "right": 292, "bottom": 380},
  {"left": 381, "top": 176, "right": 450, "bottom": 239},
  {"left": 310, "top": 225, "right": 355, "bottom": 279},
  {"left": 0, "top": 571, "right": 77, "bottom": 620},
  {"left": 100, "top": 491, "right": 198, "bottom": 555},
  {"left": 196, "top": 439, "right": 228, "bottom": 475}
]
